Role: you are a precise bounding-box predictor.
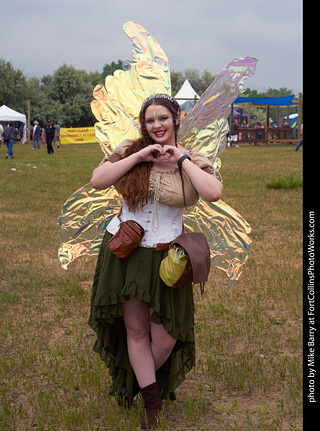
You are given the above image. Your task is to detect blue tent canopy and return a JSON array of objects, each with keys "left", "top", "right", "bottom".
[{"left": 234, "top": 95, "right": 298, "bottom": 106}]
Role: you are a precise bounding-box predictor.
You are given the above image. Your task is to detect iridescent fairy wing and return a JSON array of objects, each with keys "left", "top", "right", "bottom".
[
  {"left": 91, "top": 20, "right": 171, "bottom": 158},
  {"left": 183, "top": 198, "right": 252, "bottom": 291},
  {"left": 58, "top": 21, "right": 171, "bottom": 268},
  {"left": 178, "top": 57, "right": 257, "bottom": 171},
  {"left": 178, "top": 58, "right": 257, "bottom": 289},
  {"left": 58, "top": 185, "right": 122, "bottom": 268}
]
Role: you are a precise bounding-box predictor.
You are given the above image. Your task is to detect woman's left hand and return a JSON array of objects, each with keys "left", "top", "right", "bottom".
[{"left": 162, "top": 145, "right": 223, "bottom": 202}]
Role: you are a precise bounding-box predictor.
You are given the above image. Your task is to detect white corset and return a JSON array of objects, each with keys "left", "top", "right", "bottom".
[{"left": 107, "top": 200, "right": 184, "bottom": 247}]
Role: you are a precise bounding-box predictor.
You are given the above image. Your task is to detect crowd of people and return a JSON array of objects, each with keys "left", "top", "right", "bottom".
[
  {"left": 0, "top": 115, "right": 302, "bottom": 160},
  {"left": 226, "top": 117, "right": 302, "bottom": 149},
  {"left": 0, "top": 120, "right": 61, "bottom": 159},
  {"left": 227, "top": 119, "right": 266, "bottom": 147}
]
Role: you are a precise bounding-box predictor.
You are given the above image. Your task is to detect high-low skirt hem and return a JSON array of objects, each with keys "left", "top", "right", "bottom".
[{"left": 88, "top": 231, "right": 195, "bottom": 401}]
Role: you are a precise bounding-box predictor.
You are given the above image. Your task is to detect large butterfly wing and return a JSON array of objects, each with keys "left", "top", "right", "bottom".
[
  {"left": 183, "top": 198, "right": 252, "bottom": 291},
  {"left": 178, "top": 57, "right": 258, "bottom": 173},
  {"left": 91, "top": 21, "right": 171, "bottom": 157},
  {"left": 58, "top": 21, "right": 171, "bottom": 267},
  {"left": 58, "top": 185, "right": 122, "bottom": 268}
]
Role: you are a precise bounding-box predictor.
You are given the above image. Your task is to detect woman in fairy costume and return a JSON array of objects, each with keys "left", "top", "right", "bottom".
[{"left": 88, "top": 94, "right": 223, "bottom": 429}]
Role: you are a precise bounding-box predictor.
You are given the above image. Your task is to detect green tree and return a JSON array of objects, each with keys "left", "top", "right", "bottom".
[
  {"left": 0, "top": 58, "right": 28, "bottom": 112},
  {"left": 171, "top": 71, "right": 185, "bottom": 96},
  {"left": 199, "top": 69, "right": 216, "bottom": 94},
  {"left": 243, "top": 87, "right": 294, "bottom": 98},
  {"left": 184, "top": 68, "right": 202, "bottom": 94},
  {"left": 0, "top": 56, "right": 300, "bottom": 128},
  {"left": 101, "top": 60, "right": 124, "bottom": 81},
  {"left": 23, "top": 76, "right": 55, "bottom": 124},
  {"left": 171, "top": 68, "right": 216, "bottom": 97},
  {"left": 49, "top": 64, "right": 102, "bottom": 126}
]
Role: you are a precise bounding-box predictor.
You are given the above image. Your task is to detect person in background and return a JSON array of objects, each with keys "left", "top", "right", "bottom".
[
  {"left": 19, "top": 123, "right": 25, "bottom": 144},
  {"left": 254, "top": 122, "right": 263, "bottom": 145},
  {"left": 3, "top": 122, "right": 19, "bottom": 159},
  {"left": 227, "top": 119, "right": 240, "bottom": 148},
  {"left": 295, "top": 123, "right": 303, "bottom": 151},
  {"left": 0, "top": 123, "right": 3, "bottom": 148},
  {"left": 45, "top": 120, "right": 55, "bottom": 154},
  {"left": 41, "top": 125, "right": 46, "bottom": 147},
  {"left": 54, "top": 121, "right": 61, "bottom": 149},
  {"left": 32, "top": 121, "right": 41, "bottom": 149}
]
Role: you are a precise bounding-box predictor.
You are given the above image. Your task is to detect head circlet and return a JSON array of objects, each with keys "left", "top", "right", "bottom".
[{"left": 141, "top": 93, "right": 176, "bottom": 109}]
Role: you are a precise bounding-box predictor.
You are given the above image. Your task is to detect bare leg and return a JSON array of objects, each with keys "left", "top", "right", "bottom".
[
  {"left": 122, "top": 298, "right": 177, "bottom": 428},
  {"left": 121, "top": 296, "right": 156, "bottom": 388},
  {"left": 149, "top": 309, "right": 177, "bottom": 371},
  {"left": 121, "top": 297, "right": 177, "bottom": 388}
]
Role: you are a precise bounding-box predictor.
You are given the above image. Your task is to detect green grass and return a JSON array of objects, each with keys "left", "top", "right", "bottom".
[
  {"left": 265, "top": 173, "right": 303, "bottom": 189},
  {"left": 0, "top": 142, "right": 303, "bottom": 430}
]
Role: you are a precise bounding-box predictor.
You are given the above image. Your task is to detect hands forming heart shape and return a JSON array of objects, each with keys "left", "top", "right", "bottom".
[
  {"left": 151, "top": 147, "right": 171, "bottom": 158},
  {"left": 148, "top": 145, "right": 182, "bottom": 164}
]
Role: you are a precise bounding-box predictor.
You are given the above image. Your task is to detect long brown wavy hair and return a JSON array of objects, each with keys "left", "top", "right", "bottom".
[{"left": 114, "top": 95, "right": 181, "bottom": 212}]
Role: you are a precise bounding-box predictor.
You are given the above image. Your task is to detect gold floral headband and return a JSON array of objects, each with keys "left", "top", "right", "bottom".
[{"left": 141, "top": 93, "right": 177, "bottom": 109}]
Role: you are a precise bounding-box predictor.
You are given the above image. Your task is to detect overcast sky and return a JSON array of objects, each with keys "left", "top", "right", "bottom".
[{"left": 1, "top": 0, "right": 303, "bottom": 95}]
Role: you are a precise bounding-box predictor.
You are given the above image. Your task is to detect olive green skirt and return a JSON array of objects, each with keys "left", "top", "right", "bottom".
[{"left": 88, "top": 231, "right": 195, "bottom": 402}]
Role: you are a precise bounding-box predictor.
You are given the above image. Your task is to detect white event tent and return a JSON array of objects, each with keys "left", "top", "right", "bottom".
[
  {"left": 174, "top": 79, "right": 200, "bottom": 105},
  {"left": 0, "top": 105, "right": 27, "bottom": 143},
  {"left": 0, "top": 104, "right": 26, "bottom": 123}
]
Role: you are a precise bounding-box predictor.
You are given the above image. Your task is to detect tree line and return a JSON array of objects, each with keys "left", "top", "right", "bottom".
[{"left": 0, "top": 58, "right": 295, "bottom": 128}]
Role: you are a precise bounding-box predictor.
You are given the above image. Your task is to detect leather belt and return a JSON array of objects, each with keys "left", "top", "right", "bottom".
[{"left": 155, "top": 242, "right": 170, "bottom": 251}]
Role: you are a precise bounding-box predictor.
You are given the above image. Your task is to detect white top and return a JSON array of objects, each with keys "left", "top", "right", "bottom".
[
  {"left": 106, "top": 141, "right": 215, "bottom": 248},
  {"left": 107, "top": 200, "right": 184, "bottom": 248}
]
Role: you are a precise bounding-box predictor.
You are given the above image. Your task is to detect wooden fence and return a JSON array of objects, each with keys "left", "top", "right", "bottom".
[{"left": 237, "top": 126, "right": 298, "bottom": 145}]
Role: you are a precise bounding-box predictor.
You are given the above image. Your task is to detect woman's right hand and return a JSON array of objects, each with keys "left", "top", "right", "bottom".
[
  {"left": 137, "top": 144, "right": 164, "bottom": 163},
  {"left": 91, "top": 144, "right": 163, "bottom": 190}
]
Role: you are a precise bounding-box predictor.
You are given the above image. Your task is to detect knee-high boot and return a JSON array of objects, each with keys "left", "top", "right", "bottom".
[{"left": 139, "top": 382, "right": 162, "bottom": 429}]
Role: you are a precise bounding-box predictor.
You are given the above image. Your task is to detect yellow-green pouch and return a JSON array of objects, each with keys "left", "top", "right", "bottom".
[{"left": 159, "top": 246, "right": 190, "bottom": 287}]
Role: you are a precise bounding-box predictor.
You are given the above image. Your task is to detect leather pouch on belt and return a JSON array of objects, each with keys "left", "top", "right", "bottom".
[{"left": 108, "top": 220, "right": 145, "bottom": 259}]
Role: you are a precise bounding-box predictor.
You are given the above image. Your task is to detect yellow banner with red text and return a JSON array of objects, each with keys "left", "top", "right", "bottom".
[{"left": 60, "top": 127, "right": 97, "bottom": 145}]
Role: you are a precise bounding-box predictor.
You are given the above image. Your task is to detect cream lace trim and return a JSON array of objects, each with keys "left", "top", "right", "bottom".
[{"left": 152, "top": 173, "right": 161, "bottom": 232}]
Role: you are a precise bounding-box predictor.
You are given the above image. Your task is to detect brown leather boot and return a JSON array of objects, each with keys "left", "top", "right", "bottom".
[{"left": 140, "top": 382, "right": 162, "bottom": 429}]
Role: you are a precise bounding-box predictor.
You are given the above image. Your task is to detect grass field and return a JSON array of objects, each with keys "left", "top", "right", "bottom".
[{"left": 0, "top": 142, "right": 303, "bottom": 431}]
